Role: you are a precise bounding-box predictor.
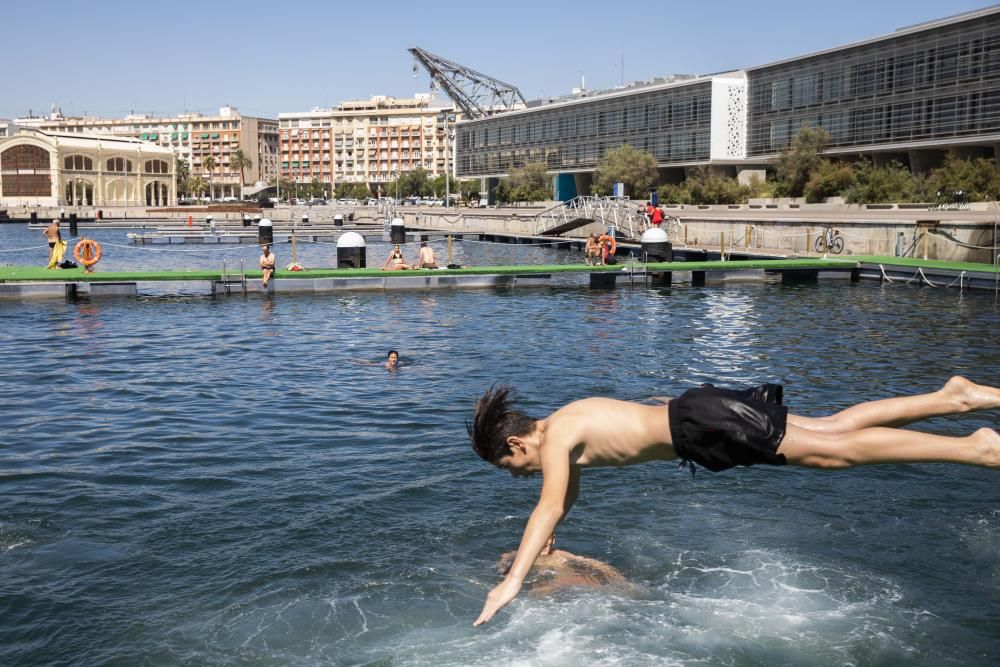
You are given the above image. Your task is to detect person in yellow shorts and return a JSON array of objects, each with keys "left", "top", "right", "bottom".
[{"left": 43, "top": 219, "right": 66, "bottom": 269}]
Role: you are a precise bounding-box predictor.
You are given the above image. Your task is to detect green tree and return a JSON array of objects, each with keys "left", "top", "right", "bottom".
[
  {"left": 176, "top": 158, "right": 190, "bottom": 197},
  {"left": 394, "top": 168, "right": 433, "bottom": 198},
  {"left": 354, "top": 183, "right": 373, "bottom": 199},
  {"left": 844, "top": 159, "right": 921, "bottom": 204},
  {"left": 457, "top": 178, "right": 481, "bottom": 202},
  {"left": 592, "top": 145, "right": 658, "bottom": 198},
  {"left": 187, "top": 176, "right": 209, "bottom": 198},
  {"left": 202, "top": 156, "right": 217, "bottom": 200},
  {"left": 773, "top": 126, "right": 828, "bottom": 198},
  {"left": 270, "top": 176, "right": 295, "bottom": 201},
  {"left": 804, "top": 160, "right": 856, "bottom": 203},
  {"left": 681, "top": 167, "right": 752, "bottom": 204},
  {"left": 494, "top": 179, "right": 511, "bottom": 204},
  {"left": 507, "top": 162, "right": 551, "bottom": 203},
  {"left": 928, "top": 153, "right": 1000, "bottom": 202},
  {"left": 229, "top": 149, "right": 253, "bottom": 188}
]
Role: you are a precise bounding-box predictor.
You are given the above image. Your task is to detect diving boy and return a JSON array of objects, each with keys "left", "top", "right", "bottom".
[{"left": 468, "top": 377, "right": 1000, "bottom": 626}]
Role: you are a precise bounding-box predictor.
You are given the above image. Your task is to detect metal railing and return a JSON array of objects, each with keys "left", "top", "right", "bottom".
[{"left": 531, "top": 196, "right": 648, "bottom": 239}]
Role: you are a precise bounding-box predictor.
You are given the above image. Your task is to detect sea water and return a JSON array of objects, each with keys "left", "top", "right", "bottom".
[{"left": 1, "top": 223, "right": 999, "bottom": 665}]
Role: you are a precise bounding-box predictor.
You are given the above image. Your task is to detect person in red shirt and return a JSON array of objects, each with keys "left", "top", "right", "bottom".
[{"left": 651, "top": 206, "right": 664, "bottom": 227}]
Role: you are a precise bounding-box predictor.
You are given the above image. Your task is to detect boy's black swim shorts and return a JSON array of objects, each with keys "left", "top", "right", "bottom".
[{"left": 668, "top": 383, "right": 788, "bottom": 472}]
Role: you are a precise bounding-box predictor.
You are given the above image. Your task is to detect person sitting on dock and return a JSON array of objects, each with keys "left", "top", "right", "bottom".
[
  {"left": 415, "top": 242, "right": 438, "bottom": 269},
  {"left": 382, "top": 244, "right": 412, "bottom": 271},
  {"left": 259, "top": 244, "right": 276, "bottom": 288},
  {"left": 495, "top": 534, "right": 630, "bottom": 597},
  {"left": 468, "top": 376, "right": 1000, "bottom": 626},
  {"left": 584, "top": 234, "right": 601, "bottom": 266},
  {"left": 597, "top": 233, "right": 615, "bottom": 265},
  {"left": 43, "top": 219, "right": 65, "bottom": 270}
]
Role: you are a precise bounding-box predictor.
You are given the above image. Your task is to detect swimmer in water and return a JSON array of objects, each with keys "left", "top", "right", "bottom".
[
  {"left": 495, "top": 535, "right": 629, "bottom": 596},
  {"left": 385, "top": 350, "right": 400, "bottom": 370},
  {"left": 469, "top": 377, "right": 1000, "bottom": 626}
]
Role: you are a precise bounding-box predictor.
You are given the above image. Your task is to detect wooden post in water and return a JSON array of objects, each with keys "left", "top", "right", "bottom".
[
  {"left": 923, "top": 232, "right": 929, "bottom": 260},
  {"left": 745, "top": 224, "right": 750, "bottom": 249},
  {"left": 447, "top": 235, "right": 453, "bottom": 264},
  {"left": 720, "top": 231, "right": 725, "bottom": 260}
]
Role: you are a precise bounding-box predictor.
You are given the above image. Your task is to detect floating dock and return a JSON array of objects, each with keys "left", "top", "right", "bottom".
[{"left": 2, "top": 256, "right": 996, "bottom": 300}]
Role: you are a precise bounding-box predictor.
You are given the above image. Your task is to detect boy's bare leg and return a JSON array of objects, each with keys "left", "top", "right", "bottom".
[
  {"left": 788, "top": 376, "right": 1000, "bottom": 434},
  {"left": 778, "top": 423, "right": 1000, "bottom": 469}
]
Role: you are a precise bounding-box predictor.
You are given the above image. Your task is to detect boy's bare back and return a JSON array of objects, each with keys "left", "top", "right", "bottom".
[{"left": 542, "top": 398, "right": 676, "bottom": 468}]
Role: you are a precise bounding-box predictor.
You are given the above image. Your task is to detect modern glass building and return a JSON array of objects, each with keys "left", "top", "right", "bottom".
[
  {"left": 455, "top": 5, "right": 1000, "bottom": 196},
  {"left": 456, "top": 74, "right": 748, "bottom": 197},
  {"left": 747, "top": 5, "right": 1000, "bottom": 166}
]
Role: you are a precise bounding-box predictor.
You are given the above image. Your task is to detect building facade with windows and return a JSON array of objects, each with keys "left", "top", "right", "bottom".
[
  {"left": 746, "top": 6, "right": 1000, "bottom": 170},
  {"left": 278, "top": 95, "right": 457, "bottom": 195},
  {"left": 20, "top": 107, "right": 278, "bottom": 200},
  {"left": 0, "top": 129, "right": 176, "bottom": 207},
  {"left": 455, "top": 6, "right": 1000, "bottom": 197}
]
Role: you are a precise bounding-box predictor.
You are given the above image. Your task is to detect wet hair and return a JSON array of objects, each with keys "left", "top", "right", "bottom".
[
  {"left": 387, "top": 349, "right": 399, "bottom": 359},
  {"left": 468, "top": 385, "right": 537, "bottom": 464}
]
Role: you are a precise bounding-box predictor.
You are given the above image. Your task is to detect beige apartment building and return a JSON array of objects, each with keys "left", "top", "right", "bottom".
[
  {"left": 18, "top": 106, "right": 278, "bottom": 200},
  {"left": 278, "top": 95, "right": 458, "bottom": 195}
]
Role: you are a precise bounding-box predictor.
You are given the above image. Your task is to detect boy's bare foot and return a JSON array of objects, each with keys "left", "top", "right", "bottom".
[
  {"left": 969, "top": 428, "right": 1000, "bottom": 468},
  {"left": 942, "top": 376, "right": 1000, "bottom": 413}
]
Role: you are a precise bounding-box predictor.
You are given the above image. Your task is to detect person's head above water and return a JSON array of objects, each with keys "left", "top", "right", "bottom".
[
  {"left": 386, "top": 350, "right": 399, "bottom": 365},
  {"left": 468, "top": 385, "right": 539, "bottom": 467}
]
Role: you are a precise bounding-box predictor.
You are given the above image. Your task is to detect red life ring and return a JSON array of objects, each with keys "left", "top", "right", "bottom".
[
  {"left": 598, "top": 234, "right": 616, "bottom": 257},
  {"left": 73, "top": 239, "right": 102, "bottom": 268}
]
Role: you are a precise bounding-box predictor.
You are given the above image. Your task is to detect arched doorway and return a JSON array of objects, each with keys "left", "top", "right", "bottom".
[
  {"left": 145, "top": 181, "right": 169, "bottom": 207},
  {"left": 65, "top": 178, "right": 94, "bottom": 206}
]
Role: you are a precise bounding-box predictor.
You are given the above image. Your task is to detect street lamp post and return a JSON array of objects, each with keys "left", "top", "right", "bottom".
[{"left": 437, "top": 112, "right": 456, "bottom": 208}]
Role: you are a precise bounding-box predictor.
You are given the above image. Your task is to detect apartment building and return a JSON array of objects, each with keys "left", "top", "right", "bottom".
[
  {"left": 278, "top": 94, "right": 457, "bottom": 194},
  {"left": 18, "top": 106, "right": 279, "bottom": 199}
]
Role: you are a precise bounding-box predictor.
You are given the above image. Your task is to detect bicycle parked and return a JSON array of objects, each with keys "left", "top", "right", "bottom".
[{"left": 815, "top": 227, "right": 844, "bottom": 254}]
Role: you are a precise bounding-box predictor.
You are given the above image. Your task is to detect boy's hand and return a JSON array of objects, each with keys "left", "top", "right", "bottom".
[{"left": 473, "top": 578, "right": 522, "bottom": 626}]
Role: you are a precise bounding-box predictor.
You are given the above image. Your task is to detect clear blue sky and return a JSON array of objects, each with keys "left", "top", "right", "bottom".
[{"left": 3, "top": 0, "right": 992, "bottom": 119}]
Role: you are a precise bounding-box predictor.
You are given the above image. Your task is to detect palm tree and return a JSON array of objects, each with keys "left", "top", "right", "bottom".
[
  {"left": 202, "top": 156, "right": 217, "bottom": 201},
  {"left": 187, "top": 176, "right": 209, "bottom": 199},
  {"left": 230, "top": 149, "right": 253, "bottom": 189},
  {"left": 175, "top": 158, "right": 190, "bottom": 198}
]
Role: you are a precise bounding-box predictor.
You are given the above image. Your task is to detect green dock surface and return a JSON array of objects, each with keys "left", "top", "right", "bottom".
[
  {"left": 0, "top": 256, "right": 995, "bottom": 284},
  {"left": 0, "top": 258, "right": 860, "bottom": 283}
]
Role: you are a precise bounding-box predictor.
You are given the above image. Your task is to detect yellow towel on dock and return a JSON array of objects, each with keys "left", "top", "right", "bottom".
[{"left": 47, "top": 239, "right": 67, "bottom": 269}]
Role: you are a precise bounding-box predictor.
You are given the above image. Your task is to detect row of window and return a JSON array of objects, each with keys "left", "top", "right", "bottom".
[
  {"left": 749, "top": 90, "right": 1000, "bottom": 153},
  {"left": 61, "top": 156, "right": 170, "bottom": 174}
]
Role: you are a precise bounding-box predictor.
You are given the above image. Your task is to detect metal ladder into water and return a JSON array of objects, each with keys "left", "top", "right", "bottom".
[{"left": 218, "top": 258, "right": 247, "bottom": 296}]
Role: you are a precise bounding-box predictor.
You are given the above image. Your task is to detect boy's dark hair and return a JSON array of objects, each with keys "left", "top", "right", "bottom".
[
  {"left": 467, "top": 385, "right": 537, "bottom": 464},
  {"left": 387, "top": 350, "right": 399, "bottom": 358}
]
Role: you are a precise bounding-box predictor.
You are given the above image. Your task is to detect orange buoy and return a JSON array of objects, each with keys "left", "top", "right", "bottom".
[
  {"left": 73, "top": 239, "right": 102, "bottom": 273},
  {"left": 188, "top": 215, "right": 193, "bottom": 227}
]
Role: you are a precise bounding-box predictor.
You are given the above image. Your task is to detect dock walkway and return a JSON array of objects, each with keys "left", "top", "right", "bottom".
[{"left": 1, "top": 256, "right": 997, "bottom": 300}]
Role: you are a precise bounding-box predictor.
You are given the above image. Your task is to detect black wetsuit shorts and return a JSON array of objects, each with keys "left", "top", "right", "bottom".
[{"left": 668, "top": 383, "right": 788, "bottom": 472}]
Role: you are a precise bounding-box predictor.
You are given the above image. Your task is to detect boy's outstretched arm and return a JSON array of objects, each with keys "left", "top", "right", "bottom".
[{"left": 473, "top": 440, "right": 580, "bottom": 626}]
